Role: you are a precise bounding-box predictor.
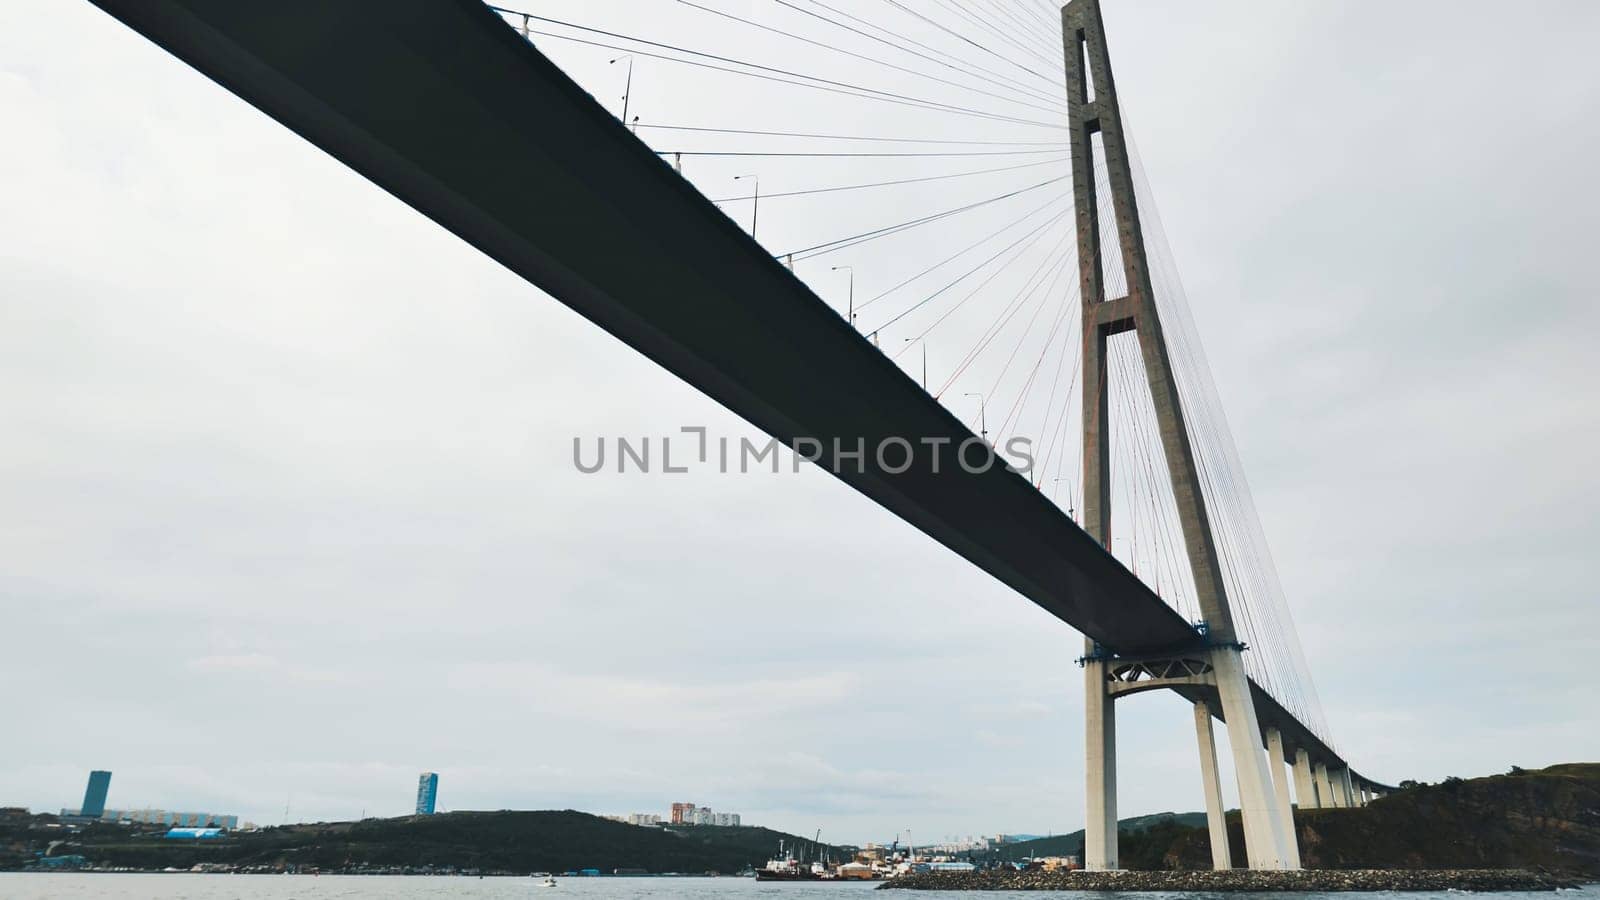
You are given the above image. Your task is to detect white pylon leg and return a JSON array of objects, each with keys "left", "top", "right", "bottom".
[
  {"left": 1211, "top": 646, "right": 1296, "bottom": 869},
  {"left": 1193, "top": 701, "right": 1233, "bottom": 870},
  {"left": 1084, "top": 649, "right": 1118, "bottom": 870},
  {"left": 1315, "top": 762, "right": 1337, "bottom": 809},
  {"left": 1264, "top": 728, "right": 1302, "bottom": 868},
  {"left": 1293, "top": 748, "right": 1318, "bottom": 809}
]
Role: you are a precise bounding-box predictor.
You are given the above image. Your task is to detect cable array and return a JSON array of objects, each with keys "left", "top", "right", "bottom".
[
  {"left": 1125, "top": 131, "right": 1334, "bottom": 747},
  {"left": 486, "top": 0, "right": 1330, "bottom": 749}
]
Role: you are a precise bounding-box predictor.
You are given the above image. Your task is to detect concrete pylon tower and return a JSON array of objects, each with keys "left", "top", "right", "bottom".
[{"left": 1062, "top": 0, "right": 1300, "bottom": 870}]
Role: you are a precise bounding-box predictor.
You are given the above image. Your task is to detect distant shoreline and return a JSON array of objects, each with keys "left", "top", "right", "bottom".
[{"left": 878, "top": 868, "right": 1588, "bottom": 892}]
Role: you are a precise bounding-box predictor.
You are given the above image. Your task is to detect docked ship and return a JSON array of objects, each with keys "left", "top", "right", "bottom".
[
  {"left": 755, "top": 836, "right": 891, "bottom": 881},
  {"left": 754, "top": 839, "right": 832, "bottom": 882},
  {"left": 754, "top": 863, "right": 829, "bottom": 882}
]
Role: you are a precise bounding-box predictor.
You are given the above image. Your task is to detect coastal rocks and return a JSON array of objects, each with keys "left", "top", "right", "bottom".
[{"left": 878, "top": 867, "right": 1585, "bottom": 892}]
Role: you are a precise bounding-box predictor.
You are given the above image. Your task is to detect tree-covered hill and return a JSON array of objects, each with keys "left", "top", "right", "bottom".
[
  {"left": 1161, "top": 763, "right": 1600, "bottom": 875},
  {"left": 2, "top": 809, "right": 842, "bottom": 874},
  {"left": 991, "top": 811, "right": 1208, "bottom": 863}
]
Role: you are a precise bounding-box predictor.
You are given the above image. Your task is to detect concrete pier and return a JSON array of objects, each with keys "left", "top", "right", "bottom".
[
  {"left": 1293, "top": 748, "right": 1318, "bottom": 809},
  {"left": 1083, "top": 648, "right": 1117, "bottom": 871},
  {"left": 1194, "top": 701, "right": 1233, "bottom": 870},
  {"left": 1315, "top": 762, "right": 1338, "bottom": 809},
  {"left": 1265, "top": 728, "right": 1302, "bottom": 868},
  {"left": 1213, "top": 648, "right": 1297, "bottom": 869}
]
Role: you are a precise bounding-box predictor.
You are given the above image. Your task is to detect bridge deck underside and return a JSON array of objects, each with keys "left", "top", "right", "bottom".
[{"left": 86, "top": 0, "right": 1375, "bottom": 786}]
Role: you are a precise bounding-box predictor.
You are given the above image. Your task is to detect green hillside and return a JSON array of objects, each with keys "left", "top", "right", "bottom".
[
  {"left": 1288, "top": 763, "right": 1600, "bottom": 874},
  {"left": 2, "top": 810, "right": 840, "bottom": 874},
  {"left": 994, "top": 811, "right": 1209, "bottom": 860},
  {"left": 994, "top": 764, "right": 1600, "bottom": 875},
  {"left": 1160, "top": 763, "right": 1600, "bottom": 874}
]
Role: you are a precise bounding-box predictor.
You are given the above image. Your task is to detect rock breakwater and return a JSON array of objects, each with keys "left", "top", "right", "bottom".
[{"left": 878, "top": 867, "right": 1584, "bottom": 892}]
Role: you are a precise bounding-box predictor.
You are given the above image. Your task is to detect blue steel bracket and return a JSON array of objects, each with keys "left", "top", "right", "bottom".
[{"left": 1076, "top": 627, "right": 1243, "bottom": 668}]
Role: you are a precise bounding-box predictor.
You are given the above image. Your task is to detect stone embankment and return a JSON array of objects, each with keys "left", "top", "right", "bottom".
[{"left": 879, "top": 868, "right": 1586, "bottom": 892}]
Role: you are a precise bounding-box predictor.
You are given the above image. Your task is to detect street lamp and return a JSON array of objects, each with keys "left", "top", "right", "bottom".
[
  {"left": 1053, "top": 477, "right": 1076, "bottom": 522},
  {"left": 608, "top": 55, "right": 635, "bottom": 130},
  {"left": 964, "top": 392, "right": 987, "bottom": 440},
  {"left": 832, "top": 265, "right": 855, "bottom": 326},
  {"left": 1113, "top": 536, "right": 1139, "bottom": 577},
  {"left": 904, "top": 336, "right": 927, "bottom": 391},
  {"left": 733, "top": 174, "right": 760, "bottom": 238}
]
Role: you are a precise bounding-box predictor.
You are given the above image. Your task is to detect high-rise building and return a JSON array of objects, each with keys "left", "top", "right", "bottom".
[
  {"left": 416, "top": 772, "right": 439, "bottom": 815},
  {"left": 671, "top": 803, "right": 741, "bottom": 827},
  {"left": 81, "top": 771, "right": 112, "bottom": 819}
]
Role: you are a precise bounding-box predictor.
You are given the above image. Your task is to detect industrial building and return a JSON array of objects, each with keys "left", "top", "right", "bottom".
[
  {"left": 60, "top": 808, "right": 240, "bottom": 829},
  {"left": 164, "top": 827, "right": 226, "bottom": 840},
  {"left": 416, "top": 772, "right": 439, "bottom": 815}
]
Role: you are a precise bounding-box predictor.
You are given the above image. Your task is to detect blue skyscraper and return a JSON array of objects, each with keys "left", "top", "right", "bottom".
[
  {"left": 416, "top": 772, "right": 438, "bottom": 815},
  {"left": 81, "top": 770, "right": 112, "bottom": 818}
]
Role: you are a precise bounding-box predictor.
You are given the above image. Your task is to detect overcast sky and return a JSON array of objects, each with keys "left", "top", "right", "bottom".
[{"left": 2, "top": 0, "right": 1597, "bottom": 845}]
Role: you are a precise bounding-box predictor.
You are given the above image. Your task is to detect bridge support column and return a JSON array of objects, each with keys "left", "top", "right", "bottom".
[
  {"left": 1293, "top": 748, "right": 1318, "bottom": 809},
  {"left": 1339, "top": 767, "right": 1356, "bottom": 807},
  {"left": 1084, "top": 648, "right": 1118, "bottom": 870},
  {"left": 1315, "top": 762, "right": 1339, "bottom": 808},
  {"left": 1212, "top": 647, "right": 1297, "bottom": 869},
  {"left": 1193, "top": 701, "right": 1232, "bottom": 870},
  {"left": 1328, "top": 767, "right": 1348, "bottom": 807},
  {"left": 1264, "top": 728, "right": 1302, "bottom": 867}
]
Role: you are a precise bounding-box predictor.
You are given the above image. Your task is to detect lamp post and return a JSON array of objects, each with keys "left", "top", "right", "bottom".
[
  {"left": 832, "top": 264, "right": 855, "bottom": 326},
  {"left": 964, "top": 392, "right": 987, "bottom": 440},
  {"left": 1114, "top": 536, "right": 1138, "bottom": 577},
  {"left": 608, "top": 55, "right": 634, "bottom": 130},
  {"left": 904, "top": 336, "right": 927, "bottom": 391},
  {"left": 733, "top": 174, "right": 759, "bottom": 239},
  {"left": 1053, "top": 476, "right": 1076, "bottom": 522}
]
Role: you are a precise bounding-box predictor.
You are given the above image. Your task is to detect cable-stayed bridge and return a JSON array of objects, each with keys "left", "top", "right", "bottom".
[{"left": 85, "top": 0, "right": 1391, "bottom": 870}]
